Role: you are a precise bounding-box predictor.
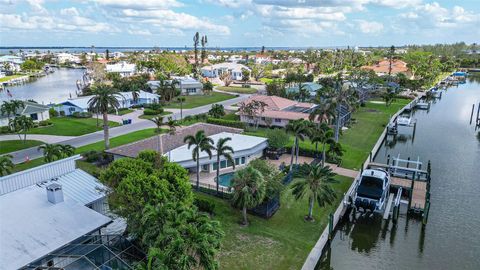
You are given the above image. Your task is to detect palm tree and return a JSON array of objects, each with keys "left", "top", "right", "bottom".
[
  {"left": 291, "top": 164, "right": 337, "bottom": 221},
  {"left": 184, "top": 130, "right": 214, "bottom": 189},
  {"left": 231, "top": 166, "right": 266, "bottom": 225},
  {"left": 0, "top": 154, "right": 14, "bottom": 176},
  {"left": 214, "top": 137, "right": 235, "bottom": 194},
  {"left": 309, "top": 97, "right": 336, "bottom": 124},
  {"left": 9, "top": 115, "right": 34, "bottom": 142},
  {"left": 167, "top": 117, "right": 179, "bottom": 135},
  {"left": 1, "top": 100, "right": 24, "bottom": 122},
  {"left": 38, "top": 143, "right": 61, "bottom": 162},
  {"left": 327, "top": 141, "right": 344, "bottom": 165},
  {"left": 310, "top": 123, "right": 335, "bottom": 167},
  {"left": 286, "top": 119, "right": 309, "bottom": 171},
  {"left": 149, "top": 116, "right": 164, "bottom": 133},
  {"left": 177, "top": 96, "right": 185, "bottom": 120},
  {"left": 330, "top": 78, "right": 359, "bottom": 141},
  {"left": 58, "top": 144, "right": 76, "bottom": 158},
  {"left": 88, "top": 84, "right": 121, "bottom": 149}
]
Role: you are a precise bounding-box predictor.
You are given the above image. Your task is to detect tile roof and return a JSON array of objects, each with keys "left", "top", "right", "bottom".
[
  {"left": 361, "top": 59, "right": 409, "bottom": 74},
  {"left": 238, "top": 95, "right": 314, "bottom": 121},
  {"left": 106, "top": 123, "right": 243, "bottom": 158}
]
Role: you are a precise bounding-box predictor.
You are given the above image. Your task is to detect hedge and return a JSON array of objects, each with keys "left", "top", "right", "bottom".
[
  {"left": 72, "top": 111, "right": 93, "bottom": 118},
  {"left": 143, "top": 108, "right": 164, "bottom": 115},
  {"left": 206, "top": 118, "right": 246, "bottom": 129}
]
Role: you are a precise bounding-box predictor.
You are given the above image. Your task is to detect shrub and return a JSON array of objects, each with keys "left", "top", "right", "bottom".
[
  {"left": 194, "top": 198, "right": 215, "bottom": 214},
  {"left": 118, "top": 107, "right": 129, "bottom": 112},
  {"left": 130, "top": 104, "right": 144, "bottom": 109},
  {"left": 0, "top": 126, "right": 11, "bottom": 134},
  {"left": 144, "top": 103, "right": 163, "bottom": 111},
  {"left": 84, "top": 150, "right": 100, "bottom": 162},
  {"left": 49, "top": 108, "right": 59, "bottom": 117},
  {"left": 206, "top": 118, "right": 246, "bottom": 129},
  {"left": 143, "top": 108, "right": 161, "bottom": 115},
  {"left": 265, "top": 129, "right": 289, "bottom": 150},
  {"left": 59, "top": 111, "right": 65, "bottom": 116},
  {"left": 72, "top": 112, "right": 93, "bottom": 118},
  {"left": 38, "top": 120, "right": 52, "bottom": 126}
]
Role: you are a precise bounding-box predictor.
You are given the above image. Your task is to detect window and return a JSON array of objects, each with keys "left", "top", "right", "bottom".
[
  {"left": 202, "top": 164, "right": 209, "bottom": 171},
  {"left": 213, "top": 162, "right": 218, "bottom": 170},
  {"left": 235, "top": 158, "right": 240, "bottom": 165},
  {"left": 241, "top": 157, "right": 246, "bottom": 164},
  {"left": 186, "top": 88, "right": 197, "bottom": 93},
  {"left": 69, "top": 107, "right": 76, "bottom": 112},
  {"left": 30, "top": 113, "right": 38, "bottom": 120},
  {"left": 275, "top": 118, "right": 281, "bottom": 123},
  {"left": 227, "top": 159, "right": 233, "bottom": 167},
  {"left": 221, "top": 160, "right": 227, "bottom": 169}
]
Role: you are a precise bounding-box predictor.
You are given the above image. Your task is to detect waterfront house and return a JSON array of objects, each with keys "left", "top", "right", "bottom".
[
  {"left": 105, "top": 61, "right": 137, "bottom": 77},
  {"left": 0, "top": 55, "right": 24, "bottom": 72},
  {"left": 286, "top": 82, "right": 323, "bottom": 97},
  {"left": 148, "top": 76, "right": 204, "bottom": 95},
  {"left": 201, "top": 62, "right": 251, "bottom": 81},
  {"left": 0, "top": 156, "right": 113, "bottom": 270},
  {"left": 56, "top": 90, "right": 159, "bottom": 115},
  {"left": 56, "top": 53, "right": 80, "bottom": 64},
  {"left": 237, "top": 95, "right": 317, "bottom": 128},
  {"left": 0, "top": 101, "right": 50, "bottom": 127}
]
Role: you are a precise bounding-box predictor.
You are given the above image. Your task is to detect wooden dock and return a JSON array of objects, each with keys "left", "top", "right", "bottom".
[{"left": 391, "top": 176, "right": 427, "bottom": 211}]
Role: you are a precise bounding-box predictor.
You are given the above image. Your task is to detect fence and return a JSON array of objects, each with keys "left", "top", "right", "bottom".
[{"left": 191, "top": 181, "right": 232, "bottom": 199}]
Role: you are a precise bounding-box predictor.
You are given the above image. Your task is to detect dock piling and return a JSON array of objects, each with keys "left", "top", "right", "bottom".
[{"left": 470, "top": 104, "right": 475, "bottom": 124}]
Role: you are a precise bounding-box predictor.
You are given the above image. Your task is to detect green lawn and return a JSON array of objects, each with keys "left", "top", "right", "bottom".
[
  {"left": 116, "top": 109, "right": 134, "bottom": 116},
  {"left": 164, "top": 92, "right": 236, "bottom": 109},
  {"left": 138, "top": 111, "right": 172, "bottom": 120},
  {"left": 217, "top": 86, "right": 258, "bottom": 94},
  {"left": 0, "top": 140, "right": 43, "bottom": 154},
  {"left": 0, "top": 74, "right": 24, "bottom": 82},
  {"left": 27, "top": 117, "right": 120, "bottom": 136},
  {"left": 260, "top": 78, "right": 275, "bottom": 84},
  {"left": 197, "top": 175, "right": 352, "bottom": 270},
  {"left": 222, "top": 113, "right": 240, "bottom": 121},
  {"left": 245, "top": 98, "right": 411, "bottom": 170}
]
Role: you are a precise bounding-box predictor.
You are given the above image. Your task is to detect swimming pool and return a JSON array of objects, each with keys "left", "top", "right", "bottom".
[{"left": 217, "top": 172, "right": 234, "bottom": 187}]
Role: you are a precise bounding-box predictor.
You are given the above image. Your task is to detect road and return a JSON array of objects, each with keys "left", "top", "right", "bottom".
[{"left": 4, "top": 93, "right": 249, "bottom": 164}]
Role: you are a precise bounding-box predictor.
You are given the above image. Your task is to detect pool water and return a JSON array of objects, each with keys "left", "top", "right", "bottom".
[{"left": 217, "top": 172, "right": 234, "bottom": 187}]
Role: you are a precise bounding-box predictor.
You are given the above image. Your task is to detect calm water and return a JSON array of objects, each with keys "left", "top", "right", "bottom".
[
  {"left": 0, "top": 68, "right": 84, "bottom": 104},
  {"left": 320, "top": 75, "right": 480, "bottom": 269}
]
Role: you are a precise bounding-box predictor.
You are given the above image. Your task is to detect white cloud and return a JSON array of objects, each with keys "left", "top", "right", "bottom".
[
  {"left": 60, "top": 7, "right": 79, "bottom": 16},
  {"left": 357, "top": 20, "right": 384, "bottom": 34},
  {"left": 94, "top": 0, "right": 183, "bottom": 10}
]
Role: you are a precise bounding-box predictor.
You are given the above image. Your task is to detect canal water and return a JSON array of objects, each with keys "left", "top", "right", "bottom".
[
  {"left": 320, "top": 75, "right": 480, "bottom": 269},
  {"left": 0, "top": 68, "right": 84, "bottom": 104}
]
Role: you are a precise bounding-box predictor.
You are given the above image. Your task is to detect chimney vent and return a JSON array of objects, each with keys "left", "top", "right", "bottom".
[{"left": 46, "top": 183, "right": 64, "bottom": 204}]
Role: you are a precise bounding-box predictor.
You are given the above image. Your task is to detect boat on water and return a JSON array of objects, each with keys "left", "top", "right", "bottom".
[
  {"left": 396, "top": 115, "right": 412, "bottom": 126},
  {"left": 354, "top": 169, "right": 391, "bottom": 213},
  {"left": 416, "top": 101, "right": 429, "bottom": 109}
]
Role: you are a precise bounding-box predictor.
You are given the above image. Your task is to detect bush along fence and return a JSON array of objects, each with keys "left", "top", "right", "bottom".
[{"left": 206, "top": 118, "right": 246, "bottom": 129}]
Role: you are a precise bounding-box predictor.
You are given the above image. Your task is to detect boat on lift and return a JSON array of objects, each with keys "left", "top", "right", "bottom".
[
  {"left": 396, "top": 115, "right": 412, "bottom": 126},
  {"left": 353, "top": 169, "right": 391, "bottom": 213},
  {"left": 416, "top": 100, "right": 430, "bottom": 109}
]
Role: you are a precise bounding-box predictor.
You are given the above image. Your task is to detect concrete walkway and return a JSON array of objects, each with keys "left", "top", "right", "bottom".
[
  {"left": 92, "top": 109, "right": 146, "bottom": 124},
  {"left": 0, "top": 134, "right": 76, "bottom": 144},
  {"left": 7, "top": 94, "right": 250, "bottom": 164}
]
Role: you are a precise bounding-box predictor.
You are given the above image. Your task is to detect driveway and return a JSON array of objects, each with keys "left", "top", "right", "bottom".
[
  {"left": 92, "top": 109, "right": 147, "bottom": 124},
  {"left": 7, "top": 94, "right": 251, "bottom": 164}
]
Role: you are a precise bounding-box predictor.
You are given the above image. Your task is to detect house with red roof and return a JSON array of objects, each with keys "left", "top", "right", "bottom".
[
  {"left": 237, "top": 95, "right": 316, "bottom": 128},
  {"left": 361, "top": 59, "right": 412, "bottom": 77}
]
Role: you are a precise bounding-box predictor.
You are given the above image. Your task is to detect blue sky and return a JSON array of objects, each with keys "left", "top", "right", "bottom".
[{"left": 0, "top": 0, "right": 479, "bottom": 47}]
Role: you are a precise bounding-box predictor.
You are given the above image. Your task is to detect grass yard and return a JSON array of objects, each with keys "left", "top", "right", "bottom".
[
  {"left": 0, "top": 140, "right": 43, "bottom": 154},
  {"left": 245, "top": 98, "right": 411, "bottom": 170},
  {"left": 217, "top": 86, "right": 258, "bottom": 94},
  {"left": 28, "top": 117, "right": 120, "bottom": 136},
  {"left": 139, "top": 111, "right": 172, "bottom": 120},
  {"left": 163, "top": 92, "right": 236, "bottom": 109},
  {"left": 116, "top": 109, "right": 134, "bottom": 116},
  {"left": 197, "top": 175, "right": 353, "bottom": 270},
  {"left": 260, "top": 78, "right": 275, "bottom": 84},
  {"left": 0, "top": 74, "right": 25, "bottom": 82}
]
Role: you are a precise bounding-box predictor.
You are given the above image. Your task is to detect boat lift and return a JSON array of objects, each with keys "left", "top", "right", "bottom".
[{"left": 387, "top": 114, "right": 417, "bottom": 138}]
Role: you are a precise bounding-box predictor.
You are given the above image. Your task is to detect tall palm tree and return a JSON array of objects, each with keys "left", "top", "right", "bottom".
[
  {"left": 310, "top": 123, "right": 335, "bottom": 167},
  {"left": 0, "top": 154, "right": 14, "bottom": 176},
  {"left": 177, "top": 96, "right": 186, "bottom": 120},
  {"left": 88, "top": 84, "right": 121, "bottom": 150},
  {"left": 149, "top": 116, "right": 164, "bottom": 133},
  {"left": 291, "top": 164, "right": 337, "bottom": 221},
  {"left": 38, "top": 143, "right": 61, "bottom": 162},
  {"left": 167, "top": 117, "right": 179, "bottom": 135},
  {"left": 231, "top": 166, "right": 266, "bottom": 225},
  {"left": 184, "top": 130, "right": 214, "bottom": 190},
  {"left": 309, "top": 97, "right": 336, "bottom": 124},
  {"left": 58, "top": 144, "right": 76, "bottom": 158},
  {"left": 286, "top": 119, "right": 309, "bottom": 171},
  {"left": 330, "top": 78, "right": 359, "bottom": 141},
  {"left": 214, "top": 137, "right": 235, "bottom": 194},
  {"left": 1, "top": 100, "right": 24, "bottom": 122}
]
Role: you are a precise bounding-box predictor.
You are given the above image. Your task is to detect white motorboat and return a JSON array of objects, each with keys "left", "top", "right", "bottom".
[
  {"left": 354, "top": 169, "right": 391, "bottom": 213},
  {"left": 396, "top": 116, "right": 412, "bottom": 126}
]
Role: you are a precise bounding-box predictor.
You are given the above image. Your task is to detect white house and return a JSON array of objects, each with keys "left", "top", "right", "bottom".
[
  {"left": 105, "top": 61, "right": 137, "bottom": 77},
  {"left": 201, "top": 62, "right": 251, "bottom": 81},
  {"left": 56, "top": 53, "right": 80, "bottom": 64},
  {"left": 56, "top": 90, "right": 159, "bottom": 116},
  {"left": 0, "top": 101, "right": 50, "bottom": 127},
  {"left": 0, "top": 55, "right": 24, "bottom": 72},
  {"left": 0, "top": 156, "right": 112, "bottom": 270},
  {"left": 167, "top": 132, "right": 268, "bottom": 173},
  {"left": 148, "top": 76, "right": 203, "bottom": 95}
]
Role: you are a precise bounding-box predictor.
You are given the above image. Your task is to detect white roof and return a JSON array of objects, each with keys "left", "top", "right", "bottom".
[
  {"left": 0, "top": 185, "right": 111, "bottom": 270},
  {"left": 105, "top": 62, "right": 136, "bottom": 73},
  {"left": 167, "top": 132, "right": 267, "bottom": 163},
  {"left": 201, "top": 62, "right": 250, "bottom": 73}
]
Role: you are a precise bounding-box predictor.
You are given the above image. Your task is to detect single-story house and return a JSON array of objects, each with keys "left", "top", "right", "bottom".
[
  {"left": 148, "top": 76, "right": 203, "bottom": 95},
  {"left": 0, "top": 101, "right": 50, "bottom": 127},
  {"left": 361, "top": 59, "right": 412, "bottom": 77},
  {"left": 56, "top": 90, "right": 159, "bottom": 116},
  {"left": 168, "top": 132, "right": 267, "bottom": 174},
  {"left": 56, "top": 53, "right": 80, "bottom": 64},
  {"left": 201, "top": 62, "right": 251, "bottom": 81},
  {"left": 0, "top": 55, "right": 23, "bottom": 72},
  {"left": 0, "top": 155, "right": 115, "bottom": 270},
  {"left": 238, "top": 95, "right": 316, "bottom": 128},
  {"left": 105, "top": 61, "right": 136, "bottom": 77},
  {"left": 286, "top": 82, "right": 322, "bottom": 97}
]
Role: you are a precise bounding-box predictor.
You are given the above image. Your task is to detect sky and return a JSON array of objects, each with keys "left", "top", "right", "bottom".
[{"left": 0, "top": 0, "right": 479, "bottom": 48}]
